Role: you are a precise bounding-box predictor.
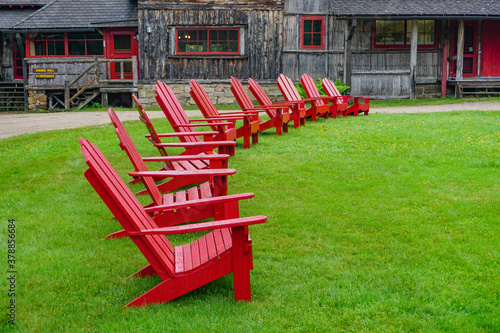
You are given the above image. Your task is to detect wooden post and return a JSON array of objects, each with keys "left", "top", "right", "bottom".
[
  {"left": 22, "top": 59, "right": 28, "bottom": 111},
  {"left": 456, "top": 20, "right": 465, "bottom": 81},
  {"left": 94, "top": 56, "right": 99, "bottom": 86},
  {"left": 102, "top": 92, "right": 108, "bottom": 107},
  {"left": 456, "top": 20, "right": 465, "bottom": 98},
  {"left": 409, "top": 19, "right": 418, "bottom": 99},
  {"left": 132, "top": 56, "right": 138, "bottom": 86},
  {"left": 64, "top": 80, "right": 70, "bottom": 110},
  {"left": 344, "top": 19, "right": 356, "bottom": 92},
  {"left": 441, "top": 37, "right": 449, "bottom": 97}
]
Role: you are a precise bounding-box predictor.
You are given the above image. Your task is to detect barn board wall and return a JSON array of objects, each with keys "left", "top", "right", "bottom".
[{"left": 139, "top": 6, "right": 283, "bottom": 81}]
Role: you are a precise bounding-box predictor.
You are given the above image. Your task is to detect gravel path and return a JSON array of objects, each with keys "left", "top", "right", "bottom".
[{"left": 1, "top": 102, "right": 499, "bottom": 139}]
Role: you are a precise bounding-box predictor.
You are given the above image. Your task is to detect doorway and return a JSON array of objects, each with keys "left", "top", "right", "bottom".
[
  {"left": 107, "top": 30, "right": 138, "bottom": 80},
  {"left": 449, "top": 21, "right": 479, "bottom": 77}
]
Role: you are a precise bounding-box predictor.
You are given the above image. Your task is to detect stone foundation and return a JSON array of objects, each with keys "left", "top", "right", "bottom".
[
  {"left": 416, "top": 83, "right": 441, "bottom": 99},
  {"left": 137, "top": 82, "right": 285, "bottom": 108},
  {"left": 27, "top": 90, "right": 47, "bottom": 111}
]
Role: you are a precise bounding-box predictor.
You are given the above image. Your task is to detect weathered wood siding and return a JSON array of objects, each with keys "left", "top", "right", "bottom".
[
  {"left": 139, "top": 1, "right": 283, "bottom": 81},
  {"left": 25, "top": 58, "right": 106, "bottom": 88},
  {"left": 282, "top": 0, "right": 336, "bottom": 81},
  {"left": 0, "top": 34, "right": 14, "bottom": 82},
  {"left": 283, "top": 1, "right": 442, "bottom": 98}
]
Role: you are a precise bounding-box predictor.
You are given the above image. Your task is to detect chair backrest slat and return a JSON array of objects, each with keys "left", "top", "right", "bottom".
[
  {"left": 80, "top": 138, "right": 175, "bottom": 278},
  {"left": 300, "top": 73, "right": 325, "bottom": 106},
  {"left": 230, "top": 77, "right": 264, "bottom": 120},
  {"left": 322, "top": 78, "right": 341, "bottom": 97},
  {"left": 132, "top": 94, "right": 169, "bottom": 158},
  {"left": 277, "top": 74, "right": 305, "bottom": 108},
  {"left": 189, "top": 80, "right": 225, "bottom": 127},
  {"left": 108, "top": 108, "right": 163, "bottom": 206},
  {"left": 247, "top": 78, "right": 278, "bottom": 119},
  {"left": 155, "top": 81, "right": 200, "bottom": 143}
]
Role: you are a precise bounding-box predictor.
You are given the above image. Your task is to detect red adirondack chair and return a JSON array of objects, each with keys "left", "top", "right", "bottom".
[
  {"left": 189, "top": 80, "right": 260, "bottom": 149},
  {"left": 248, "top": 78, "right": 307, "bottom": 129},
  {"left": 300, "top": 73, "right": 345, "bottom": 118},
  {"left": 155, "top": 81, "right": 237, "bottom": 156},
  {"left": 230, "top": 76, "right": 290, "bottom": 135},
  {"left": 131, "top": 95, "right": 234, "bottom": 195},
  {"left": 107, "top": 108, "right": 255, "bottom": 239},
  {"left": 277, "top": 74, "right": 329, "bottom": 122},
  {"left": 80, "top": 137, "right": 266, "bottom": 306},
  {"left": 322, "top": 78, "right": 371, "bottom": 116}
]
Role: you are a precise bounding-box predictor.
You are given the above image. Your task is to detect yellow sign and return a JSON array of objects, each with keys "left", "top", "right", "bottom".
[
  {"left": 35, "top": 74, "right": 55, "bottom": 79},
  {"left": 34, "top": 68, "right": 58, "bottom": 73}
]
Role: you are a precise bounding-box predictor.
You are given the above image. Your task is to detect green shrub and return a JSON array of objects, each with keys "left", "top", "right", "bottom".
[{"left": 295, "top": 77, "right": 350, "bottom": 99}]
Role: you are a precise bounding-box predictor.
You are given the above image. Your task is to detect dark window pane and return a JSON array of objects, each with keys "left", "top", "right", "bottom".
[
  {"left": 219, "top": 30, "right": 227, "bottom": 41},
  {"left": 34, "top": 41, "right": 46, "bottom": 55},
  {"left": 87, "top": 40, "right": 103, "bottom": 55},
  {"left": 86, "top": 32, "right": 102, "bottom": 39},
  {"left": 114, "top": 35, "right": 131, "bottom": 52},
  {"left": 209, "top": 43, "right": 220, "bottom": 52},
  {"left": 178, "top": 41, "right": 187, "bottom": 51},
  {"left": 312, "top": 33, "right": 321, "bottom": 46},
  {"left": 304, "top": 20, "right": 312, "bottom": 33},
  {"left": 178, "top": 30, "right": 188, "bottom": 40},
  {"left": 209, "top": 30, "right": 217, "bottom": 41},
  {"left": 228, "top": 42, "right": 238, "bottom": 52},
  {"left": 313, "top": 20, "right": 322, "bottom": 33},
  {"left": 229, "top": 30, "right": 238, "bottom": 41},
  {"left": 68, "top": 40, "right": 85, "bottom": 55},
  {"left": 68, "top": 32, "right": 85, "bottom": 39},
  {"left": 199, "top": 30, "right": 207, "bottom": 41},
  {"left": 304, "top": 34, "right": 312, "bottom": 46},
  {"left": 47, "top": 33, "right": 64, "bottom": 39},
  {"left": 47, "top": 40, "right": 64, "bottom": 55}
]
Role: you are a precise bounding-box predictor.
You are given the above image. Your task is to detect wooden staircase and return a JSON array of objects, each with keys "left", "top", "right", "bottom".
[{"left": 0, "top": 82, "right": 25, "bottom": 112}]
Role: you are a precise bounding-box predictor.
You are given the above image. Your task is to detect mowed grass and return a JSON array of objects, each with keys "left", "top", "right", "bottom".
[{"left": 0, "top": 111, "right": 499, "bottom": 332}]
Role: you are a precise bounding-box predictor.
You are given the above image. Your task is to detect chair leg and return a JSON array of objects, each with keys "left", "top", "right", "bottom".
[
  {"left": 231, "top": 226, "right": 252, "bottom": 302},
  {"left": 128, "top": 264, "right": 157, "bottom": 279},
  {"left": 252, "top": 133, "right": 258, "bottom": 145},
  {"left": 105, "top": 229, "right": 128, "bottom": 239}
]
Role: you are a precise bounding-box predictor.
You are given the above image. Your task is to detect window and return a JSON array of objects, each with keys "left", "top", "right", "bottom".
[
  {"left": 27, "top": 32, "right": 104, "bottom": 57},
  {"left": 176, "top": 29, "right": 240, "bottom": 55},
  {"left": 300, "top": 16, "right": 325, "bottom": 49},
  {"left": 374, "top": 20, "right": 437, "bottom": 49}
]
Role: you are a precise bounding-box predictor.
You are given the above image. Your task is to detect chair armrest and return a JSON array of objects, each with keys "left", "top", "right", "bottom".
[
  {"left": 148, "top": 131, "right": 219, "bottom": 138},
  {"left": 142, "top": 154, "right": 230, "bottom": 162},
  {"left": 191, "top": 117, "right": 242, "bottom": 121},
  {"left": 172, "top": 122, "right": 233, "bottom": 128},
  {"left": 153, "top": 141, "right": 236, "bottom": 148},
  {"left": 129, "top": 215, "right": 267, "bottom": 235},
  {"left": 129, "top": 168, "right": 236, "bottom": 178},
  {"left": 144, "top": 193, "right": 254, "bottom": 213}
]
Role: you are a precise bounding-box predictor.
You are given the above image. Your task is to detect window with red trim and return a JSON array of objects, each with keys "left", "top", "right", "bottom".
[
  {"left": 373, "top": 20, "right": 438, "bottom": 49},
  {"left": 27, "top": 32, "right": 104, "bottom": 57},
  {"left": 300, "top": 16, "right": 325, "bottom": 49},
  {"left": 176, "top": 29, "right": 240, "bottom": 54}
]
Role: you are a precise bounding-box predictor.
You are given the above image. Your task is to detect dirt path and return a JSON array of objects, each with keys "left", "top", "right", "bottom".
[{"left": 1, "top": 102, "right": 499, "bottom": 139}]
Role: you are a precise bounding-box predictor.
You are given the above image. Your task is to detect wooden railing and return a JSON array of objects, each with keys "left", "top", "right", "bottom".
[{"left": 64, "top": 56, "right": 137, "bottom": 109}]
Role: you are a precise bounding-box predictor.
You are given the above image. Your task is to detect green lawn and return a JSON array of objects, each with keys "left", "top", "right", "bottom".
[{"left": 0, "top": 111, "right": 499, "bottom": 332}]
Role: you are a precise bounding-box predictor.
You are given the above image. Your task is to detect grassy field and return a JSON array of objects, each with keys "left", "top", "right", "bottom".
[
  {"left": 27, "top": 95, "right": 500, "bottom": 113},
  {"left": 0, "top": 111, "right": 499, "bottom": 332}
]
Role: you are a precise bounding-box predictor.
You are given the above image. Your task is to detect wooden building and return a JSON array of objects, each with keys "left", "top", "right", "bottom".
[
  {"left": 3, "top": 0, "right": 500, "bottom": 111},
  {"left": 135, "top": 0, "right": 285, "bottom": 107},
  {"left": 0, "top": 0, "right": 138, "bottom": 111},
  {"left": 0, "top": 1, "right": 48, "bottom": 111},
  {"left": 283, "top": 0, "right": 500, "bottom": 99}
]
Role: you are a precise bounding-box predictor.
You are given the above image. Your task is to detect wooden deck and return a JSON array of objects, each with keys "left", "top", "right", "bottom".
[{"left": 448, "top": 78, "right": 500, "bottom": 98}]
